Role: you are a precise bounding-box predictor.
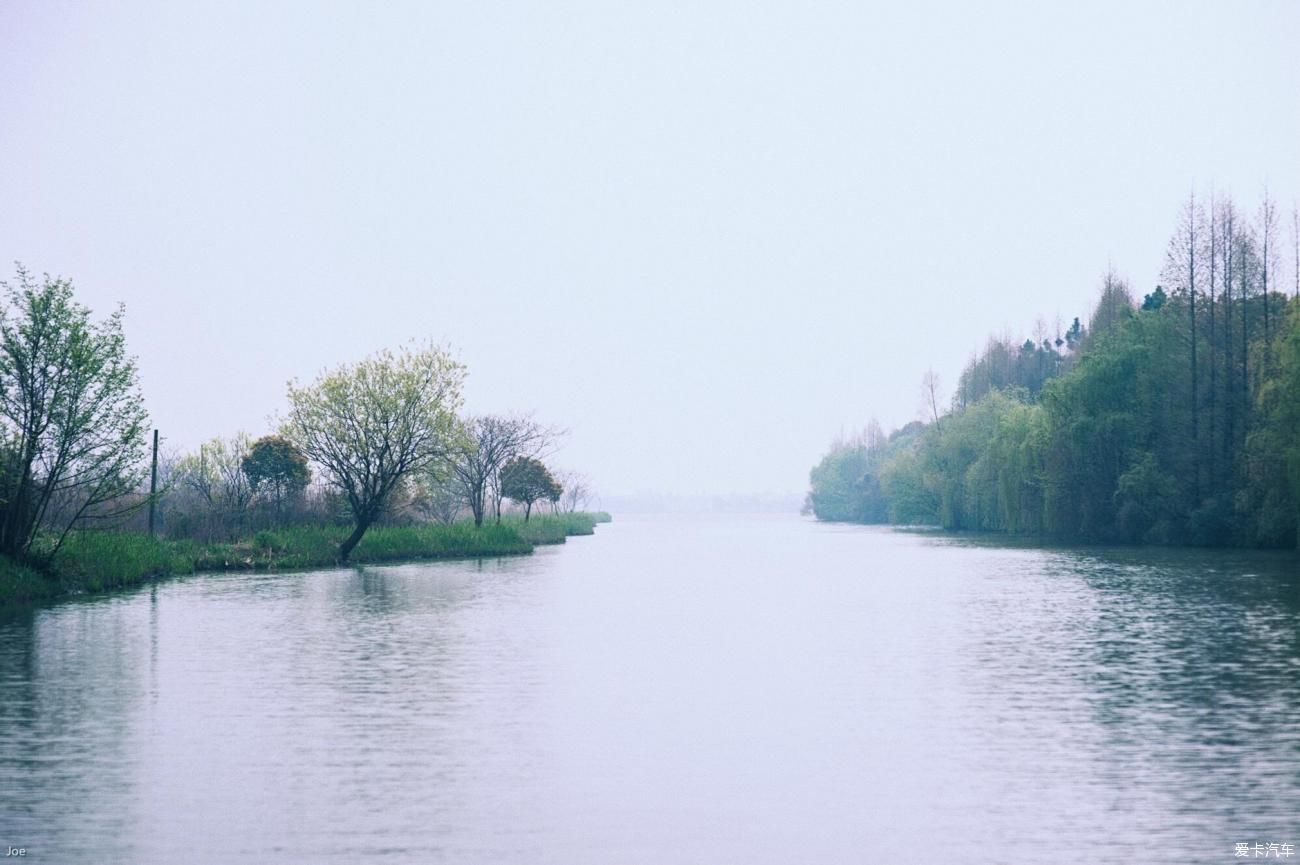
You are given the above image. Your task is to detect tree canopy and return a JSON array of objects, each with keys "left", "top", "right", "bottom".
[
  {"left": 0, "top": 266, "right": 149, "bottom": 563},
  {"left": 499, "top": 456, "right": 559, "bottom": 522},
  {"left": 282, "top": 343, "right": 465, "bottom": 560},
  {"left": 242, "top": 435, "right": 310, "bottom": 511},
  {"left": 809, "top": 192, "right": 1300, "bottom": 549}
]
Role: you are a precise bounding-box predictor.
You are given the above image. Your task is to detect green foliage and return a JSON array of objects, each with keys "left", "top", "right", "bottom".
[
  {"left": 809, "top": 422, "right": 921, "bottom": 523},
  {"left": 918, "top": 389, "right": 1040, "bottom": 531},
  {"left": 253, "top": 529, "right": 282, "bottom": 551},
  {"left": 878, "top": 445, "right": 938, "bottom": 524},
  {"left": 808, "top": 443, "right": 877, "bottom": 522},
  {"left": 282, "top": 342, "right": 466, "bottom": 560},
  {"left": 0, "top": 266, "right": 149, "bottom": 562},
  {"left": 0, "top": 512, "right": 612, "bottom": 606},
  {"left": 808, "top": 198, "right": 1300, "bottom": 549},
  {"left": 0, "top": 555, "right": 57, "bottom": 604},
  {"left": 503, "top": 511, "right": 601, "bottom": 544},
  {"left": 955, "top": 336, "right": 1065, "bottom": 409},
  {"left": 499, "top": 455, "right": 559, "bottom": 521},
  {"left": 242, "top": 435, "right": 310, "bottom": 507}
]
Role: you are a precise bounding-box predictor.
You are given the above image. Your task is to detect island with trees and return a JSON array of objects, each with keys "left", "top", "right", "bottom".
[
  {"left": 808, "top": 192, "right": 1300, "bottom": 549},
  {"left": 0, "top": 266, "right": 608, "bottom": 606}
]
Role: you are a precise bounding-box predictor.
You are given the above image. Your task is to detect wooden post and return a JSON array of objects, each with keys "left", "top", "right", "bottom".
[{"left": 148, "top": 429, "right": 159, "bottom": 536}]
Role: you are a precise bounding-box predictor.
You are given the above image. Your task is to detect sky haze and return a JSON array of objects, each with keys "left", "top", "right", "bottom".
[{"left": 2, "top": 0, "right": 1298, "bottom": 498}]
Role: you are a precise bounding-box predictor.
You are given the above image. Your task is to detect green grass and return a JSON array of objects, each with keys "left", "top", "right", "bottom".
[
  {"left": 501, "top": 511, "right": 605, "bottom": 544},
  {"left": 0, "top": 511, "right": 610, "bottom": 607},
  {"left": 0, "top": 556, "right": 58, "bottom": 605}
]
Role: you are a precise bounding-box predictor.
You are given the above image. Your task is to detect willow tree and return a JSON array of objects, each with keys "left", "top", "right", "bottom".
[
  {"left": 283, "top": 344, "right": 464, "bottom": 561},
  {"left": 0, "top": 266, "right": 149, "bottom": 564}
]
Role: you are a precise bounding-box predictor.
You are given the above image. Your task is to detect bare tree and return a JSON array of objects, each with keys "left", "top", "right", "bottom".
[
  {"left": 1162, "top": 194, "right": 1202, "bottom": 498},
  {"left": 1217, "top": 197, "right": 1238, "bottom": 460},
  {"left": 556, "top": 470, "right": 592, "bottom": 513},
  {"left": 445, "top": 414, "right": 556, "bottom": 526},
  {"left": 175, "top": 432, "right": 255, "bottom": 540},
  {"left": 921, "top": 368, "right": 943, "bottom": 433},
  {"left": 1205, "top": 192, "right": 1218, "bottom": 488},
  {"left": 411, "top": 467, "right": 464, "bottom": 525},
  {"left": 1259, "top": 189, "right": 1280, "bottom": 368},
  {"left": 865, "top": 418, "right": 886, "bottom": 453},
  {"left": 1292, "top": 203, "right": 1299, "bottom": 301}
]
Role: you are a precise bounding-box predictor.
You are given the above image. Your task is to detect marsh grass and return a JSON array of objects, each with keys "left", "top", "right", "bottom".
[
  {"left": 502, "top": 512, "right": 605, "bottom": 544},
  {"left": 1, "top": 512, "right": 608, "bottom": 606},
  {"left": 0, "top": 556, "right": 57, "bottom": 604}
]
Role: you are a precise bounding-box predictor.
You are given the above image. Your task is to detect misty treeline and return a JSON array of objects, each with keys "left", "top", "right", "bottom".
[
  {"left": 809, "top": 192, "right": 1300, "bottom": 548},
  {"left": 0, "top": 264, "right": 593, "bottom": 569},
  {"left": 153, "top": 422, "right": 587, "bottom": 545}
]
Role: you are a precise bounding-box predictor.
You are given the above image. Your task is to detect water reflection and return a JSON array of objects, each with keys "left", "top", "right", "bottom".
[
  {"left": 941, "top": 538, "right": 1300, "bottom": 855},
  {"left": 0, "top": 521, "right": 1297, "bottom": 864}
]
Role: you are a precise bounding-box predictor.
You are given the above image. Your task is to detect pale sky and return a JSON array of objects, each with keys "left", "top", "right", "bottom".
[{"left": 2, "top": 1, "right": 1298, "bottom": 498}]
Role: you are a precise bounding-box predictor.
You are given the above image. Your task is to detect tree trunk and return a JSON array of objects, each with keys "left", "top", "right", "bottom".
[
  {"left": 1221, "top": 215, "right": 1235, "bottom": 467},
  {"left": 1241, "top": 238, "right": 1249, "bottom": 429},
  {"left": 339, "top": 518, "right": 371, "bottom": 562},
  {"left": 1207, "top": 203, "right": 1217, "bottom": 491},
  {"left": 1186, "top": 199, "right": 1199, "bottom": 501},
  {"left": 524, "top": 501, "right": 532, "bottom": 522}
]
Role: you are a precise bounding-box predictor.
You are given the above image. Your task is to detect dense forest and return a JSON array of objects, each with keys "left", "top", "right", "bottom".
[{"left": 808, "top": 193, "right": 1300, "bottom": 548}]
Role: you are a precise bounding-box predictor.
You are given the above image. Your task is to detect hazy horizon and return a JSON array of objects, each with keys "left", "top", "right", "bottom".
[{"left": 3, "top": 1, "right": 1298, "bottom": 499}]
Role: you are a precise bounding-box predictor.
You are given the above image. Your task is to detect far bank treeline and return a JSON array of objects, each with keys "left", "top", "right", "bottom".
[
  {"left": 808, "top": 193, "right": 1300, "bottom": 549},
  {"left": 0, "top": 264, "right": 606, "bottom": 604}
]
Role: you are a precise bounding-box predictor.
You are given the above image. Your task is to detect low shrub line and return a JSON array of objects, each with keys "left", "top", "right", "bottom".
[{"left": 0, "top": 513, "right": 610, "bottom": 607}]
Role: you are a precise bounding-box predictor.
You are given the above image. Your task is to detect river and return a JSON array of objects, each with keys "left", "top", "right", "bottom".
[{"left": 1, "top": 514, "right": 1298, "bottom": 863}]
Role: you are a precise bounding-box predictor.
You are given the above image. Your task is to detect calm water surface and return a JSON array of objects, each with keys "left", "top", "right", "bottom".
[{"left": 1, "top": 514, "right": 1298, "bottom": 864}]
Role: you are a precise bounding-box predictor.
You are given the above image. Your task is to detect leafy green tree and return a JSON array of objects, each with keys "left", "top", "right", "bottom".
[
  {"left": 545, "top": 474, "right": 563, "bottom": 514},
  {"left": 806, "top": 191, "right": 1297, "bottom": 549},
  {"left": 282, "top": 343, "right": 464, "bottom": 561},
  {"left": 0, "top": 266, "right": 149, "bottom": 564},
  {"left": 242, "top": 435, "right": 311, "bottom": 517},
  {"left": 1240, "top": 301, "right": 1300, "bottom": 547},
  {"left": 1142, "top": 286, "right": 1168, "bottom": 311},
  {"left": 807, "top": 422, "right": 899, "bottom": 523},
  {"left": 499, "top": 456, "right": 557, "bottom": 522},
  {"left": 878, "top": 423, "right": 938, "bottom": 524}
]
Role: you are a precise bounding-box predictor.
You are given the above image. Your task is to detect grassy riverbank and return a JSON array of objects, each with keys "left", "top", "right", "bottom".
[
  {"left": 0, "top": 512, "right": 611, "bottom": 607},
  {"left": 507, "top": 510, "right": 612, "bottom": 544}
]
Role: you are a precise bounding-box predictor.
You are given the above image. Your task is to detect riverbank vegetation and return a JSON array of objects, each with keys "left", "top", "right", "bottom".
[
  {"left": 809, "top": 192, "right": 1300, "bottom": 548},
  {"left": 0, "top": 512, "right": 611, "bottom": 606},
  {"left": 0, "top": 266, "right": 607, "bottom": 607}
]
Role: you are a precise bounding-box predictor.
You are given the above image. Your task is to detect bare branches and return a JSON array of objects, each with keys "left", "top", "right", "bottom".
[
  {"left": 281, "top": 343, "right": 465, "bottom": 561},
  {"left": 444, "top": 414, "right": 559, "bottom": 526}
]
